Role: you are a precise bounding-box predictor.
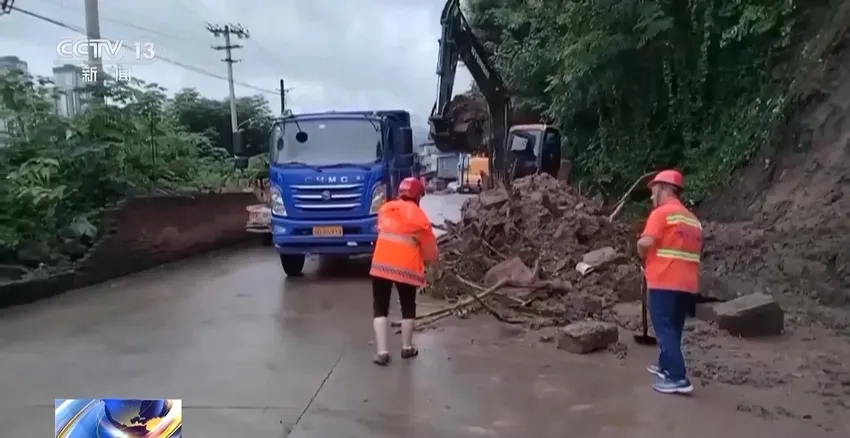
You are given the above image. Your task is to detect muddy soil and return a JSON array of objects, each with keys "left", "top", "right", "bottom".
[
  {"left": 689, "top": 37, "right": 850, "bottom": 424},
  {"left": 428, "top": 43, "right": 850, "bottom": 423},
  {"left": 425, "top": 37, "right": 850, "bottom": 428}
]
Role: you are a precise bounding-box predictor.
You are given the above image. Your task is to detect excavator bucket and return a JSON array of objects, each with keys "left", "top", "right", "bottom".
[{"left": 428, "top": 115, "right": 484, "bottom": 154}]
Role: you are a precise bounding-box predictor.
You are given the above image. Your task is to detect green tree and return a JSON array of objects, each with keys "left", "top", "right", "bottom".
[
  {"left": 169, "top": 89, "right": 273, "bottom": 156},
  {"left": 463, "top": 0, "right": 844, "bottom": 202},
  {"left": 0, "top": 71, "right": 237, "bottom": 267}
]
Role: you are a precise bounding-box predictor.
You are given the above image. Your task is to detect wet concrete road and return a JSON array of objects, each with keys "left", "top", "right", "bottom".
[{"left": 0, "top": 195, "right": 842, "bottom": 437}]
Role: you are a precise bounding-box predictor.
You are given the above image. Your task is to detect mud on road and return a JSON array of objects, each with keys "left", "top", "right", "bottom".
[{"left": 0, "top": 185, "right": 847, "bottom": 436}]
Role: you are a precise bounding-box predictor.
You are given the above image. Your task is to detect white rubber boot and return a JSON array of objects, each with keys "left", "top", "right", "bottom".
[
  {"left": 400, "top": 319, "right": 415, "bottom": 349},
  {"left": 373, "top": 317, "right": 389, "bottom": 355},
  {"left": 400, "top": 319, "right": 419, "bottom": 359}
]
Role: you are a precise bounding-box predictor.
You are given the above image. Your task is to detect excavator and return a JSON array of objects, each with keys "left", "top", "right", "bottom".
[{"left": 428, "top": 0, "right": 563, "bottom": 186}]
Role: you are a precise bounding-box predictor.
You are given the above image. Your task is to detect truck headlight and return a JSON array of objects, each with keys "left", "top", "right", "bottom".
[
  {"left": 270, "top": 186, "right": 286, "bottom": 216},
  {"left": 369, "top": 184, "right": 386, "bottom": 214}
]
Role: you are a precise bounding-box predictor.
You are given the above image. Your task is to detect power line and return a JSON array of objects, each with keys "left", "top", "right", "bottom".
[
  {"left": 9, "top": 5, "right": 280, "bottom": 96},
  {"left": 168, "top": 0, "right": 290, "bottom": 79},
  {"left": 36, "top": 0, "right": 290, "bottom": 88},
  {"left": 33, "top": 0, "right": 209, "bottom": 44}
]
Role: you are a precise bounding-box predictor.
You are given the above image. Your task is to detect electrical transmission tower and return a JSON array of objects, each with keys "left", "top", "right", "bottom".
[{"left": 207, "top": 23, "right": 249, "bottom": 155}]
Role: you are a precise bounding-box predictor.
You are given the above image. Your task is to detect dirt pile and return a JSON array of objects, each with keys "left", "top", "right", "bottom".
[
  {"left": 446, "top": 94, "right": 488, "bottom": 128},
  {"left": 686, "top": 37, "right": 850, "bottom": 419},
  {"left": 698, "top": 38, "right": 850, "bottom": 322},
  {"left": 424, "top": 173, "right": 642, "bottom": 326}
]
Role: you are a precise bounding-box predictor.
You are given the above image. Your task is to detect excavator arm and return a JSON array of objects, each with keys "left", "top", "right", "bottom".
[{"left": 429, "top": 0, "right": 509, "bottom": 180}]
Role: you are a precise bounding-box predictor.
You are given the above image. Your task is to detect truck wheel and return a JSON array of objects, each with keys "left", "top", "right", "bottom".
[{"left": 280, "top": 254, "right": 305, "bottom": 276}]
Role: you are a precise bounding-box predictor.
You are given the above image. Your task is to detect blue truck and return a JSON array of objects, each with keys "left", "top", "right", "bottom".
[{"left": 265, "top": 109, "right": 417, "bottom": 276}]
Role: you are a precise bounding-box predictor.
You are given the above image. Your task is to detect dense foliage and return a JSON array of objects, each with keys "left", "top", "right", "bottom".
[
  {"left": 170, "top": 88, "right": 272, "bottom": 156},
  {"left": 465, "top": 0, "right": 847, "bottom": 202},
  {"left": 0, "top": 71, "right": 270, "bottom": 268}
]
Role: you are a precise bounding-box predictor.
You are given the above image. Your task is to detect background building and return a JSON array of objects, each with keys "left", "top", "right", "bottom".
[{"left": 53, "top": 64, "right": 86, "bottom": 117}]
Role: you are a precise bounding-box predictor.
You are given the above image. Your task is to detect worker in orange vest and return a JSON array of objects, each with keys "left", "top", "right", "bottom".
[
  {"left": 369, "top": 177, "right": 439, "bottom": 366},
  {"left": 637, "top": 170, "right": 702, "bottom": 395}
]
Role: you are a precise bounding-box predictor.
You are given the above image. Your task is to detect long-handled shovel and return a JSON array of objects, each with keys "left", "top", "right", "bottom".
[{"left": 633, "top": 276, "right": 657, "bottom": 345}]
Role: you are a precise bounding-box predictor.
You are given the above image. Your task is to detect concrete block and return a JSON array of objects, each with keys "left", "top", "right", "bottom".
[
  {"left": 557, "top": 321, "right": 619, "bottom": 354},
  {"left": 712, "top": 293, "right": 784, "bottom": 337}
]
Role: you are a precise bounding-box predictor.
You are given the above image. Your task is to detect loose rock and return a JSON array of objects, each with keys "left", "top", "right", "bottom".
[
  {"left": 483, "top": 257, "right": 534, "bottom": 285},
  {"left": 557, "top": 320, "right": 619, "bottom": 354},
  {"left": 712, "top": 293, "right": 784, "bottom": 337},
  {"left": 566, "top": 294, "right": 605, "bottom": 316},
  {"left": 478, "top": 188, "right": 510, "bottom": 208}
]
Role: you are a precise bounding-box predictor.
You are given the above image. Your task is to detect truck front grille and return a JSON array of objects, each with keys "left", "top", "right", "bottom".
[{"left": 289, "top": 183, "right": 365, "bottom": 212}]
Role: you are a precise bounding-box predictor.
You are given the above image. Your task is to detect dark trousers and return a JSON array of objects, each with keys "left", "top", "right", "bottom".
[
  {"left": 372, "top": 276, "right": 417, "bottom": 319},
  {"left": 648, "top": 289, "right": 694, "bottom": 381}
]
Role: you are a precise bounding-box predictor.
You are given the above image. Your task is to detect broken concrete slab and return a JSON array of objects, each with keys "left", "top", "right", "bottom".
[
  {"left": 582, "top": 247, "right": 624, "bottom": 267},
  {"left": 712, "top": 293, "right": 784, "bottom": 337},
  {"left": 576, "top": 247, "right": 626, "bottom": 276},
  {"left": 483, "top": 257, "right": 534, "bottom": 285},
  {"left": 557, "top": 320, "right": 619, "bottom": 354}
]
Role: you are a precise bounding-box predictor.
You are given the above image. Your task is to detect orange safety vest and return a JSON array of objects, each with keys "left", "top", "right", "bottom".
[
  {"left": 641, "top": 199, "right": 702, "bottom": 293},
  {"left": 370, "top": 199, "right": 439, "bottom": 287}
]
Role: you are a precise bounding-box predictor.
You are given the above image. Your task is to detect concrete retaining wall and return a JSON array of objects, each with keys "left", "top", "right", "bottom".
[{"left": 0, "top": 192, "right": 258, "bottom": 309}]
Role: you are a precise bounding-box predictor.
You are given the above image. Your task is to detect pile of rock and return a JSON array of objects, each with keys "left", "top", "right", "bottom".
[
  {"left": 424, "top": 174, "right": 641, "bottom": 348},
  {"left": 424, "top": 173, "right": 787, "bottom": 355}
]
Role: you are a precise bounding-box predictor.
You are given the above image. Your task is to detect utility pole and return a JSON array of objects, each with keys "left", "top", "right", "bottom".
[
  {"left": 278, "top": 79, "right": 286, "bottom": 114},
  {"left": 276, "top": 80, "right": 294, "bottom": 115},
  {"left": 207, "top": 23, "right": 249, "bottom": 155},
  {"left": 1, "top": 0, "right": 15, "bottom": 15},
  {"left": 84, "top": 0, "right": 104, "bottom": 100}
]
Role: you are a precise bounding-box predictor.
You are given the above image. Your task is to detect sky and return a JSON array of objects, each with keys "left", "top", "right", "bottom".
[{"left": 0, "top": 0, "right": 473, "bottom": 130}]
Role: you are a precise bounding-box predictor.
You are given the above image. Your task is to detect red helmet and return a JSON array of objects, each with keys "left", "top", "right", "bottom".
[
  {"left": 648, "top": 169, "right": 684, "bottom": 189},
  {"left": 398, "top": 177, "right": 425, "bottom": 200}
]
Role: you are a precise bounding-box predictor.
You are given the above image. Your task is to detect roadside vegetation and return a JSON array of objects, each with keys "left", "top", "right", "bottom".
[
  {"left": 465, "top": 0, "right": 849, "bottom": 203},
  {"left": 0, "top": 70, "right": 272, "bottom": 269}
]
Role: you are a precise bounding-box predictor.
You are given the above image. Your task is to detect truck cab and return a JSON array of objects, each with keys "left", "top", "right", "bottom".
[{"left": 267, "top": 110, "right": 415, "bottom": 276}]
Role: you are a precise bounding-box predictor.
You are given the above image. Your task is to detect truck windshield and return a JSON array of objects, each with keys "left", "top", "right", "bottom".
[{"left": 272, "top": 118, "right": 382, "bottom": 166}]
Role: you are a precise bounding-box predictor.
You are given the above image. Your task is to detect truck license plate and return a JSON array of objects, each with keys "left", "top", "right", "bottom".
[
  {"left": 249, "top": 210, "right": 270, "bottom": 222},
  {"left": 313, "top": 226, "right": 343, "bottom": 236}
]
